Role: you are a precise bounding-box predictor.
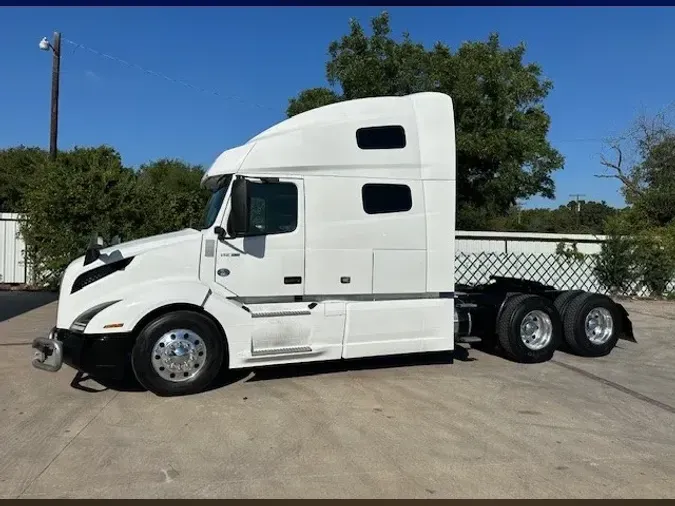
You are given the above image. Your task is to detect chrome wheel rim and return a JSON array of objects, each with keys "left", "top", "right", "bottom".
[
  {"left": 151, "top": 329, "right": 206, "bottom": 382},
  {"left": 585, "top": 307, "right": 614, "bottom": 345},
  {"left": 520, "top": 310, "right": 553, "bottom": 351}
]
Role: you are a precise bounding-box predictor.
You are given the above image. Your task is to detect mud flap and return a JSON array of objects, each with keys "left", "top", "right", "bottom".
[{"left": 616, "top": 302, "right": 637, "bottom": 343}]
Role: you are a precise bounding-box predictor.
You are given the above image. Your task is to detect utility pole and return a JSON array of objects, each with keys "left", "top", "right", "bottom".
[
  {"left": 569, "top": 193, "right": 585, "bottom": 227},
  {"left": 39, "top": 32, "right": 61, "bottom": 161}
]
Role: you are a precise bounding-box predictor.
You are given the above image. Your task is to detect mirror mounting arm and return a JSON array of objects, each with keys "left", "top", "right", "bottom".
[{"left": 214, "top": 226, "right": 227, "bottom": 241}]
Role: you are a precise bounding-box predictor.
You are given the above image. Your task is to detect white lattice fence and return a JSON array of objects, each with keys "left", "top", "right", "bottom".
[{"left": 455, "top": 251, "right": 675, "bottom": 297}]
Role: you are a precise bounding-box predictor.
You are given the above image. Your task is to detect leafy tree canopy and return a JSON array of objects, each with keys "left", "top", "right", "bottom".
[
  {"left": 599, "top": 112, "right": 675, "bottom": 228},
  {"left": 492, "top": 199, "right": 620, "bottom": 235},
  {"left": 286, "top": 12, "right": 565, "bottom": 229},
  {"left": 135, "top": 158, "right": 210, "bottom": 237},
  {"left": 0, "top": 146, "right": 48, "bottom": 213},
  {"left": 17, "top": 146, "right": 208, "bottom": 286}
]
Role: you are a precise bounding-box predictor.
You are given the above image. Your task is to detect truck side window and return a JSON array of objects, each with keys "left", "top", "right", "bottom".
[
  {"left": 361, "top": 183, "right": 412, "bottom": 214},
  {"left": 248, "top": 182, "right": 298, "bottom": 235},
  {"left": 356, "top": 125, "right": 406, "bottom": 150}
]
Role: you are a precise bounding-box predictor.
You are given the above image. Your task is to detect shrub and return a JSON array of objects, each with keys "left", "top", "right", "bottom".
[
  {"left": 19, "top": 147, "right": 208, "bottom": 287},
  {"left": 594, "top": 217, "right": 639, "bottom": 296},
  {"left": 20, "top": 146, "right": 142, "bottom": 287},
  {"left": 594, "top": 234, "right": 639, "bottom": 296},
  {"left": 595, "top": 215, "right": 675, "bottom": 298},
  {"left": 633, "top": 232, "right": 675, "bottom": 297}
]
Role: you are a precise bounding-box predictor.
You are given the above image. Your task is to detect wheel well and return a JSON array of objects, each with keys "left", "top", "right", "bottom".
[
  {"left": 131, "top": 303, "right": 229, "bottom": 351},
  {"left": 496, "top": 290, "right": 567, "bottom": 321},
  {"left": 459, "top": 288, "right": 569, "bottom": 339}
]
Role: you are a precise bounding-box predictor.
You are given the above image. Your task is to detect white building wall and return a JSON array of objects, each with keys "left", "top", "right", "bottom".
[
  {"left": 0, "top": 213, "right": 27, "bottom": 284},
  {"left": 455, "top": 230, "right": 606, "bottom": 256}
]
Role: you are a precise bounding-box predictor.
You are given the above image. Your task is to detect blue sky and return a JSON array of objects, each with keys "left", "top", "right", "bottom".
[{"left": 2, "top": 7, "right": 674, "bottom": 209}]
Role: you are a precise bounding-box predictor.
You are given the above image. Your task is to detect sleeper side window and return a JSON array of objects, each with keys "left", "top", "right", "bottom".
[
  {"left": 361, "top": 183, "right": 412, "bottom": 215},
  {"left": 356, "top": 125, "right": 406, "bottom": 150},
  {"left": 247, "top": 181, "right": 298, "bottom": 235}
]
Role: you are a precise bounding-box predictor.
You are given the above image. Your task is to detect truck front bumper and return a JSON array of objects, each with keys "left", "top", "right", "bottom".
[{"left": 32, "top": 327, "right": 134, "bottom": 380}]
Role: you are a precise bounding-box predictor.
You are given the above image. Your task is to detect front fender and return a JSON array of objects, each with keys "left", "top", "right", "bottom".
[{"left": 83, "top": 280, "right": 211, "bottom": 334}]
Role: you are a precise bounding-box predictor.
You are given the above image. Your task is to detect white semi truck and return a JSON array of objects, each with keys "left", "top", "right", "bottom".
[{"left": 31, "top": 92, "right": 635, "bottom": 396}]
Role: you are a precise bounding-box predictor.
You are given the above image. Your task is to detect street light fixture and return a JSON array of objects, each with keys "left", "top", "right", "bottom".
[{"left": 39, "top": 32, "right": 61, "bottom": 161}]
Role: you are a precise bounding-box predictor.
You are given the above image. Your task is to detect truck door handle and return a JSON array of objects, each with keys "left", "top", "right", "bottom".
[{"left": 284, "top": 276, "right": 302, "bottom": 285}]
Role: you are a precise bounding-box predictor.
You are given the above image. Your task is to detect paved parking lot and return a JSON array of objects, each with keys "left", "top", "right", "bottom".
[{"left": 1, "top": 295, "right": 674, "bottom": 498}]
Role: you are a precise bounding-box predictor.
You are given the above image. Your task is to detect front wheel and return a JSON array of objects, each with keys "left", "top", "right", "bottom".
[
  {"left": 497, "top": 294, "right": 562, "bottom": 363},
  {"left": 131, "top": 310, "right": 225, "bottom": 396}
]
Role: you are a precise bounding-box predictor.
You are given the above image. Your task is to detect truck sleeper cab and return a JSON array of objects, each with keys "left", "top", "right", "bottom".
[{"left": 31, "top": 92, "right": 634, "bottom": 396}]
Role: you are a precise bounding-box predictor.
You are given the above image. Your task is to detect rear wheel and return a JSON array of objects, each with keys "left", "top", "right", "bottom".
[
  {"left": 554, "top": 290, "right": 584, "bottom": 319},
  {"left": 553, "top": 290, "right": 585, "bottom": 352},
  {"left": 497, "top": 294, "right": 562, "bottom": 363},
  {"left": 131, "top": 310, "right": 225, "bottom": 396},
  {"left": 562, "top": 292, "right": 621, "bottom": 357}
]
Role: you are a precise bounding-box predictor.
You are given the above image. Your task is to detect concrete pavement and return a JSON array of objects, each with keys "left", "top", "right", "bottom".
[{"left": 0, "top": 298, "right": 673, "bottom": 498}]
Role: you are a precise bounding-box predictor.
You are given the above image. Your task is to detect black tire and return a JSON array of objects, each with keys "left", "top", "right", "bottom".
[
  {"left": 131, "top": 310, "right": 225, "bottom": 396},
  {"left": 553, "top": 290, "right": 585, "bottom": 352},
  {"left": 562, "top": 292, "right": 621, "bottom": 357},
  {"left": 497, "top": 294, "right": 562, "bottom": 363},
  {"left": 553, "top": 290, "right": 585, "bottom": 320}
]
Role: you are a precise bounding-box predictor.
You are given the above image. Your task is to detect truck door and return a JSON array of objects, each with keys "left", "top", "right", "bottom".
[{"left": 214, "top": 177, "right": 305, "bottom": 298}]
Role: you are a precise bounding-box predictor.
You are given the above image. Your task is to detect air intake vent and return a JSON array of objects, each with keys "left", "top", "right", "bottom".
[{"left": 71, "top": 257, "right": 133, "bottom": 294}]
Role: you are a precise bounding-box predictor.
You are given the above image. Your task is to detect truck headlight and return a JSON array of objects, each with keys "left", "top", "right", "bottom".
[{"left": 70, "top": 300, "right": 121, "bottom": 333}]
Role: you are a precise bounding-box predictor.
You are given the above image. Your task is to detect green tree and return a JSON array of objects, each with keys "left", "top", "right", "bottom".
[
  {"left": 598, "top": 112, "right": 675, "bottom": 227},
  {"left": 557, "top": 200, "right": 619, "bottom": 234},
  {"left": 595, "top": 112, "right": 675, "bottom": 297},
  {"left": 287, "top": 88, "right": 342, "bottom": 118},
  {"left": 134, "top": 158, "right": 210, "bottom": 237},
  {"left": 20, "top": 146, "right": 142, "bottom": 286},
  {"left": 286, "top": 12, "right": 564, "bottom": 229},
  {"left": 490, "top": 200, "right": 619, "bottom": 234},
  {"left": 631, "top": 135, "right": 675, "bottom": 226},
  {"left": 0, "top": 146, "right": 48, "bottom": 212}
]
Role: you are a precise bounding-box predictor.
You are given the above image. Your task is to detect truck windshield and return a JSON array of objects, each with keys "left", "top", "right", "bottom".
[{"left": 199, "top": 175, "right": 232, "bottom": 230}]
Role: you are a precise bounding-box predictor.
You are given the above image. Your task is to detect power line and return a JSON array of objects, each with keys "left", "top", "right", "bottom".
[
  {"left": 61, "top": 37, "right": 278, "bottom": 114},
  {"left": 553, "top": 138, "right": 605, "bottom": 143},
  {"left": 59, "top": 38, "right": 675, "bottom": 146}
]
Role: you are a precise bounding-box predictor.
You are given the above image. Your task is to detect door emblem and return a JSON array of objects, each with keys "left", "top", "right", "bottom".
[{"left": 217, "top": 268, "right": 231, "bottom": 277}]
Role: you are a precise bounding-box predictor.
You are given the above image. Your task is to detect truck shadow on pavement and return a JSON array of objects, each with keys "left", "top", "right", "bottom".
[
  {"left": 466, "top": 340, "right": 629, "bottom": 362},
  {"left": 69, "top": 346, "right": 477, "bottom": 395},
  {"left": 0, "top": 290, "right": 58, "bottom": 322},
  {"left": 245, "top": 346, "right": 476, "bottom": 384}
]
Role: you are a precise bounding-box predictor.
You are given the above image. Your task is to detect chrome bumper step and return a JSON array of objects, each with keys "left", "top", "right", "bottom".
[{"left": 31, "top": 327, "right": 63, "bottom": 372}]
